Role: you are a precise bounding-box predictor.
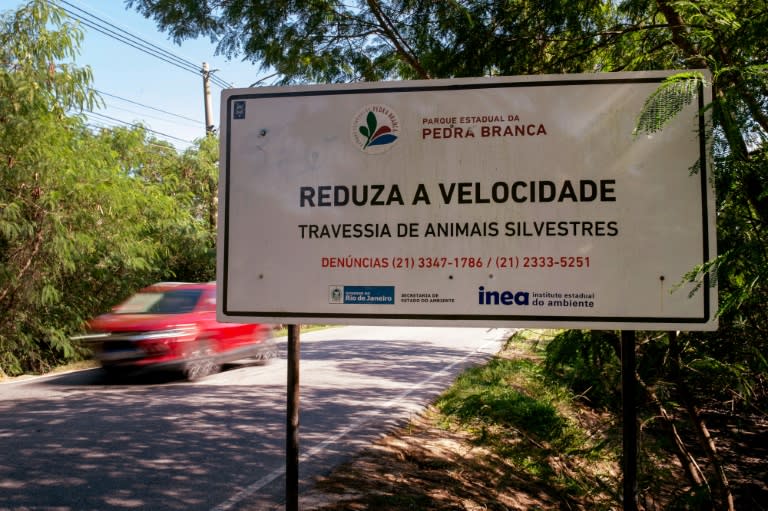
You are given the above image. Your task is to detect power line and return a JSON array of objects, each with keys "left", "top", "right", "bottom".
[
  {"left": 89, "top": 111, "right": 194, "bottom": 143},
  {"left": 59, "top": 0, "right": 233, "bottom": 88},
  {"left": 87, "top": 123, "right": 184, "bottom": 150},
  {"left": 103, "top": 103, "right": 201, "bottom": 128},
  {"left": 87, "top": 111, "right": 195, "bottom": 144},
  {"left": 93, "top": 89, "right": 203, "bottom": 125},
  {"left": 60, "top": 5, "right": 214, "bottom": 84},
  {"left": 55, "top": 0, "right": 231, "bottom": 146},
  {"left": 58, "top": 1, "right": 198, "bottom": 72},
  {"left": 86, "top": 120, "right": 122, "bottom": 131},
  {"left": 56, "top": 0, "right": 232, "bottom": 88}
]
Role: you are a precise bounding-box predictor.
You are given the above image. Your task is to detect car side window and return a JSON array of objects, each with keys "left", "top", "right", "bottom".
[
  {"left": 200, "top": 290, "right": 217, "bottom": 312},
  {"left": 148, "top": 290, "right": 201, "bottom": 314}
]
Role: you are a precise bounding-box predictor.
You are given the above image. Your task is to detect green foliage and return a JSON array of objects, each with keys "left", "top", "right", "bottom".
[
  {"left": 633, "top": 72, "right": 706, "bottom": 135},
  {"left": 439, "top": 358, "right": 568, "bottom": 443},
  {"left": 437, "top": 356, "right": 587, "bottom": 453},
  {"left": 0, "top": 1, "right": 220, "bottom": 375},
  {"left": 125, "top": 0, "right": 614, "bottom": 82},
  {"left": 544, "top": 330, "right": 622, "bottom": 409},
  {"left": 435, "top": 340, "right": 616, "bottom": 506}
]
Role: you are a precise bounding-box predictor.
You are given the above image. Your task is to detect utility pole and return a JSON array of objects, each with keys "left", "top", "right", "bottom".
[
  {"left": 202, "top": 62, "right": 218, "bottom": 233},
  {"left": 202, "top": 62, "right": 214, "bottom": 134}
]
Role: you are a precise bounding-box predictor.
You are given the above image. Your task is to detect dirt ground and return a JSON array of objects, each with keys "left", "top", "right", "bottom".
[
  {"left": 301, "top": 406, "right": 617, "bottom": 511},
  {"left": 301, "top": 406, "right": 768, "bottom": 511}
]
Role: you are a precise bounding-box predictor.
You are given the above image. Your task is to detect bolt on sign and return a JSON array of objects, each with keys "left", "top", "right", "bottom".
[{"left": 217, "top": 71, "right": 717, "bottom": 331}]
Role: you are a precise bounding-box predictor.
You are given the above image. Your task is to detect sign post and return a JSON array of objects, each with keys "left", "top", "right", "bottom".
[
  {"left": 621, "top": 330, "right": 638, "bottom": 511},
  {"left": 286, "top": 324, "right": 300, "bottom": 511}
]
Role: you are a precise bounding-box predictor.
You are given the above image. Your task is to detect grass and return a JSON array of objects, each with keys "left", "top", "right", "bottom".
[
  {"left": 432, "top": 329, "right": 619, "bottom": 506},
  {"left": 312, "top": 328, "right": 622, "bottom": 510}
]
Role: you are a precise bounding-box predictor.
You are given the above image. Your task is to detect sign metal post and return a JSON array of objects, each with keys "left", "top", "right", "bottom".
[
  {"left": 286, "top": 324, "right": 300, "bottom": 511},
  {"left": 621, "top": 330, "right": 638, "bottom": 511}
]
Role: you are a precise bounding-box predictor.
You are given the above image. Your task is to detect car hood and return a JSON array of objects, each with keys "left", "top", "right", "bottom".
[{"left": 88, "top": 313, "right": 198, "bottom": 333}]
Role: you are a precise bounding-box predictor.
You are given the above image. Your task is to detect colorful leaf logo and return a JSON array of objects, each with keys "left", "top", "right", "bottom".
[{"left": 359, "top": 111, "right": 398, "bottom": 149}]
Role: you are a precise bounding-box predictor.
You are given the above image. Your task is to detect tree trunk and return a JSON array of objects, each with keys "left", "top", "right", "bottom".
[
  {"left": 636, "top": 374, "right": 708, "bottom": 492},
  {"left": 669, "top": 332, "right": 735, "bottom": 511}
]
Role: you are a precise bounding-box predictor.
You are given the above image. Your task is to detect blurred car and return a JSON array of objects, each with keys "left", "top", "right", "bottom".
[{"left": 78, "top": 282, "right": 277, "bottom": 380}]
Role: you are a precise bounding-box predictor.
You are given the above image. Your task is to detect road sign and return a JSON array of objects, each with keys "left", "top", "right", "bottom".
[{"left": 218, "top": 71, "right": 716, "bottom": 330}]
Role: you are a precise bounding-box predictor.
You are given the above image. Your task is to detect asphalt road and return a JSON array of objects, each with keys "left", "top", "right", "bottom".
[{"left": 0, "top": 325, "right": 513, "bottom": 511}]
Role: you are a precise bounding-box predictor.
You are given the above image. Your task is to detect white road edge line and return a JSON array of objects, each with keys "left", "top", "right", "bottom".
[{"left": 210, "top": 337, "right": 503, "bottom": 511}]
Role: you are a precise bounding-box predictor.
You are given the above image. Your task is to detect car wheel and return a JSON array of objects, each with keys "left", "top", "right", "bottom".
[
  {"left": 101, "top": 365, "right": 133, "bottom": 383},
  {"left": 183, "top": 339, "right": 220, "bottom": 380},
  {"left": 257, "top": 348, "right": 280, "bottom": 365},
  {"left": 253, "top": 337, "right": 280, "bottom": 365}
]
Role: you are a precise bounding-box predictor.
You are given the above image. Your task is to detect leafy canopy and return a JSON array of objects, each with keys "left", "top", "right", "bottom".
[{"left": 0, "top": 1, "right": 218, "bottom": 375}]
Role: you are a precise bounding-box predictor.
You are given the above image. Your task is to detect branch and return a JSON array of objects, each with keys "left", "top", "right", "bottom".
[
  {"left": 669, "top": 332, "right": 736, "bottom": 511},
  {"left": 0, "top": 224, "right": 45, "bottom": 309},
  {"left": 636, "top": 371, "right": 708, "bottom": 489},
  {"left": 365, "top": 0, "right": 430, "bottom": 79},
  {"left": 655, "top": 0, "right": 708, "bottom": 67}
]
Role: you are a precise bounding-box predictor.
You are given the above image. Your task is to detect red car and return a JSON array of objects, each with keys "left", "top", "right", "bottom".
[{"left": 80, "top": 282, "right": 277, "bottom": 380}]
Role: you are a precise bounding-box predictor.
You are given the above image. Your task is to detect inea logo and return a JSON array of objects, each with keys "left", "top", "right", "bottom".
[
  {"left": 477, "top": 286, "right": 530, "bottom": 306},
  {"left": 352, "top": 104, "right": 400, "bottom": 154}
]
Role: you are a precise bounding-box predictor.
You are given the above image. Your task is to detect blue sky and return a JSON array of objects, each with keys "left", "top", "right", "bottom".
[{"left": 1, "top": 0, "right": 271, "bottom": 150}]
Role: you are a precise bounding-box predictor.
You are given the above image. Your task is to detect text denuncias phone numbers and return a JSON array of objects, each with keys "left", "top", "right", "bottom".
[{"left": 320, "top": 255, "right": 591, "bottom": 270}]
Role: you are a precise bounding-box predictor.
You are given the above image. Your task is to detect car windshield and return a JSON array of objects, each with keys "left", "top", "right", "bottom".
[{"left": 113, "top": 289, "right": 203, "bottom": 314}]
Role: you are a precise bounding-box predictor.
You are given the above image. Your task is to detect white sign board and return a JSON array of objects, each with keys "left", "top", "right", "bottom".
[{"left": 218, "top": 71, "right": 717, "bottom": 330}]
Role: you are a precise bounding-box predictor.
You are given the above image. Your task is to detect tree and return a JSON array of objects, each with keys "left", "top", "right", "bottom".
[
  {"left": 1, "top": 0, "right": 101, "bottom": 374},
  {"left": 126, "top": 0, "right": 614, "bottom": 83},
  {"left": 95, "top": 127, "right": 220, "bottom": 283},
  {"left": 169, "top": 134, "right": 219, "bottom": 282},
  {"left": 0, "top": 1, "right": 196, "bottom": 375}
]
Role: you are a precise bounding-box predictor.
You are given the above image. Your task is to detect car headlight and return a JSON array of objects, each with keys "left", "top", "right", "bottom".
[
  {"left": 70, "top": 333, "right": 110, "bottom": 342},
  {"left": 134, "top": 325, "right": 198, "bottom": 340}
]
